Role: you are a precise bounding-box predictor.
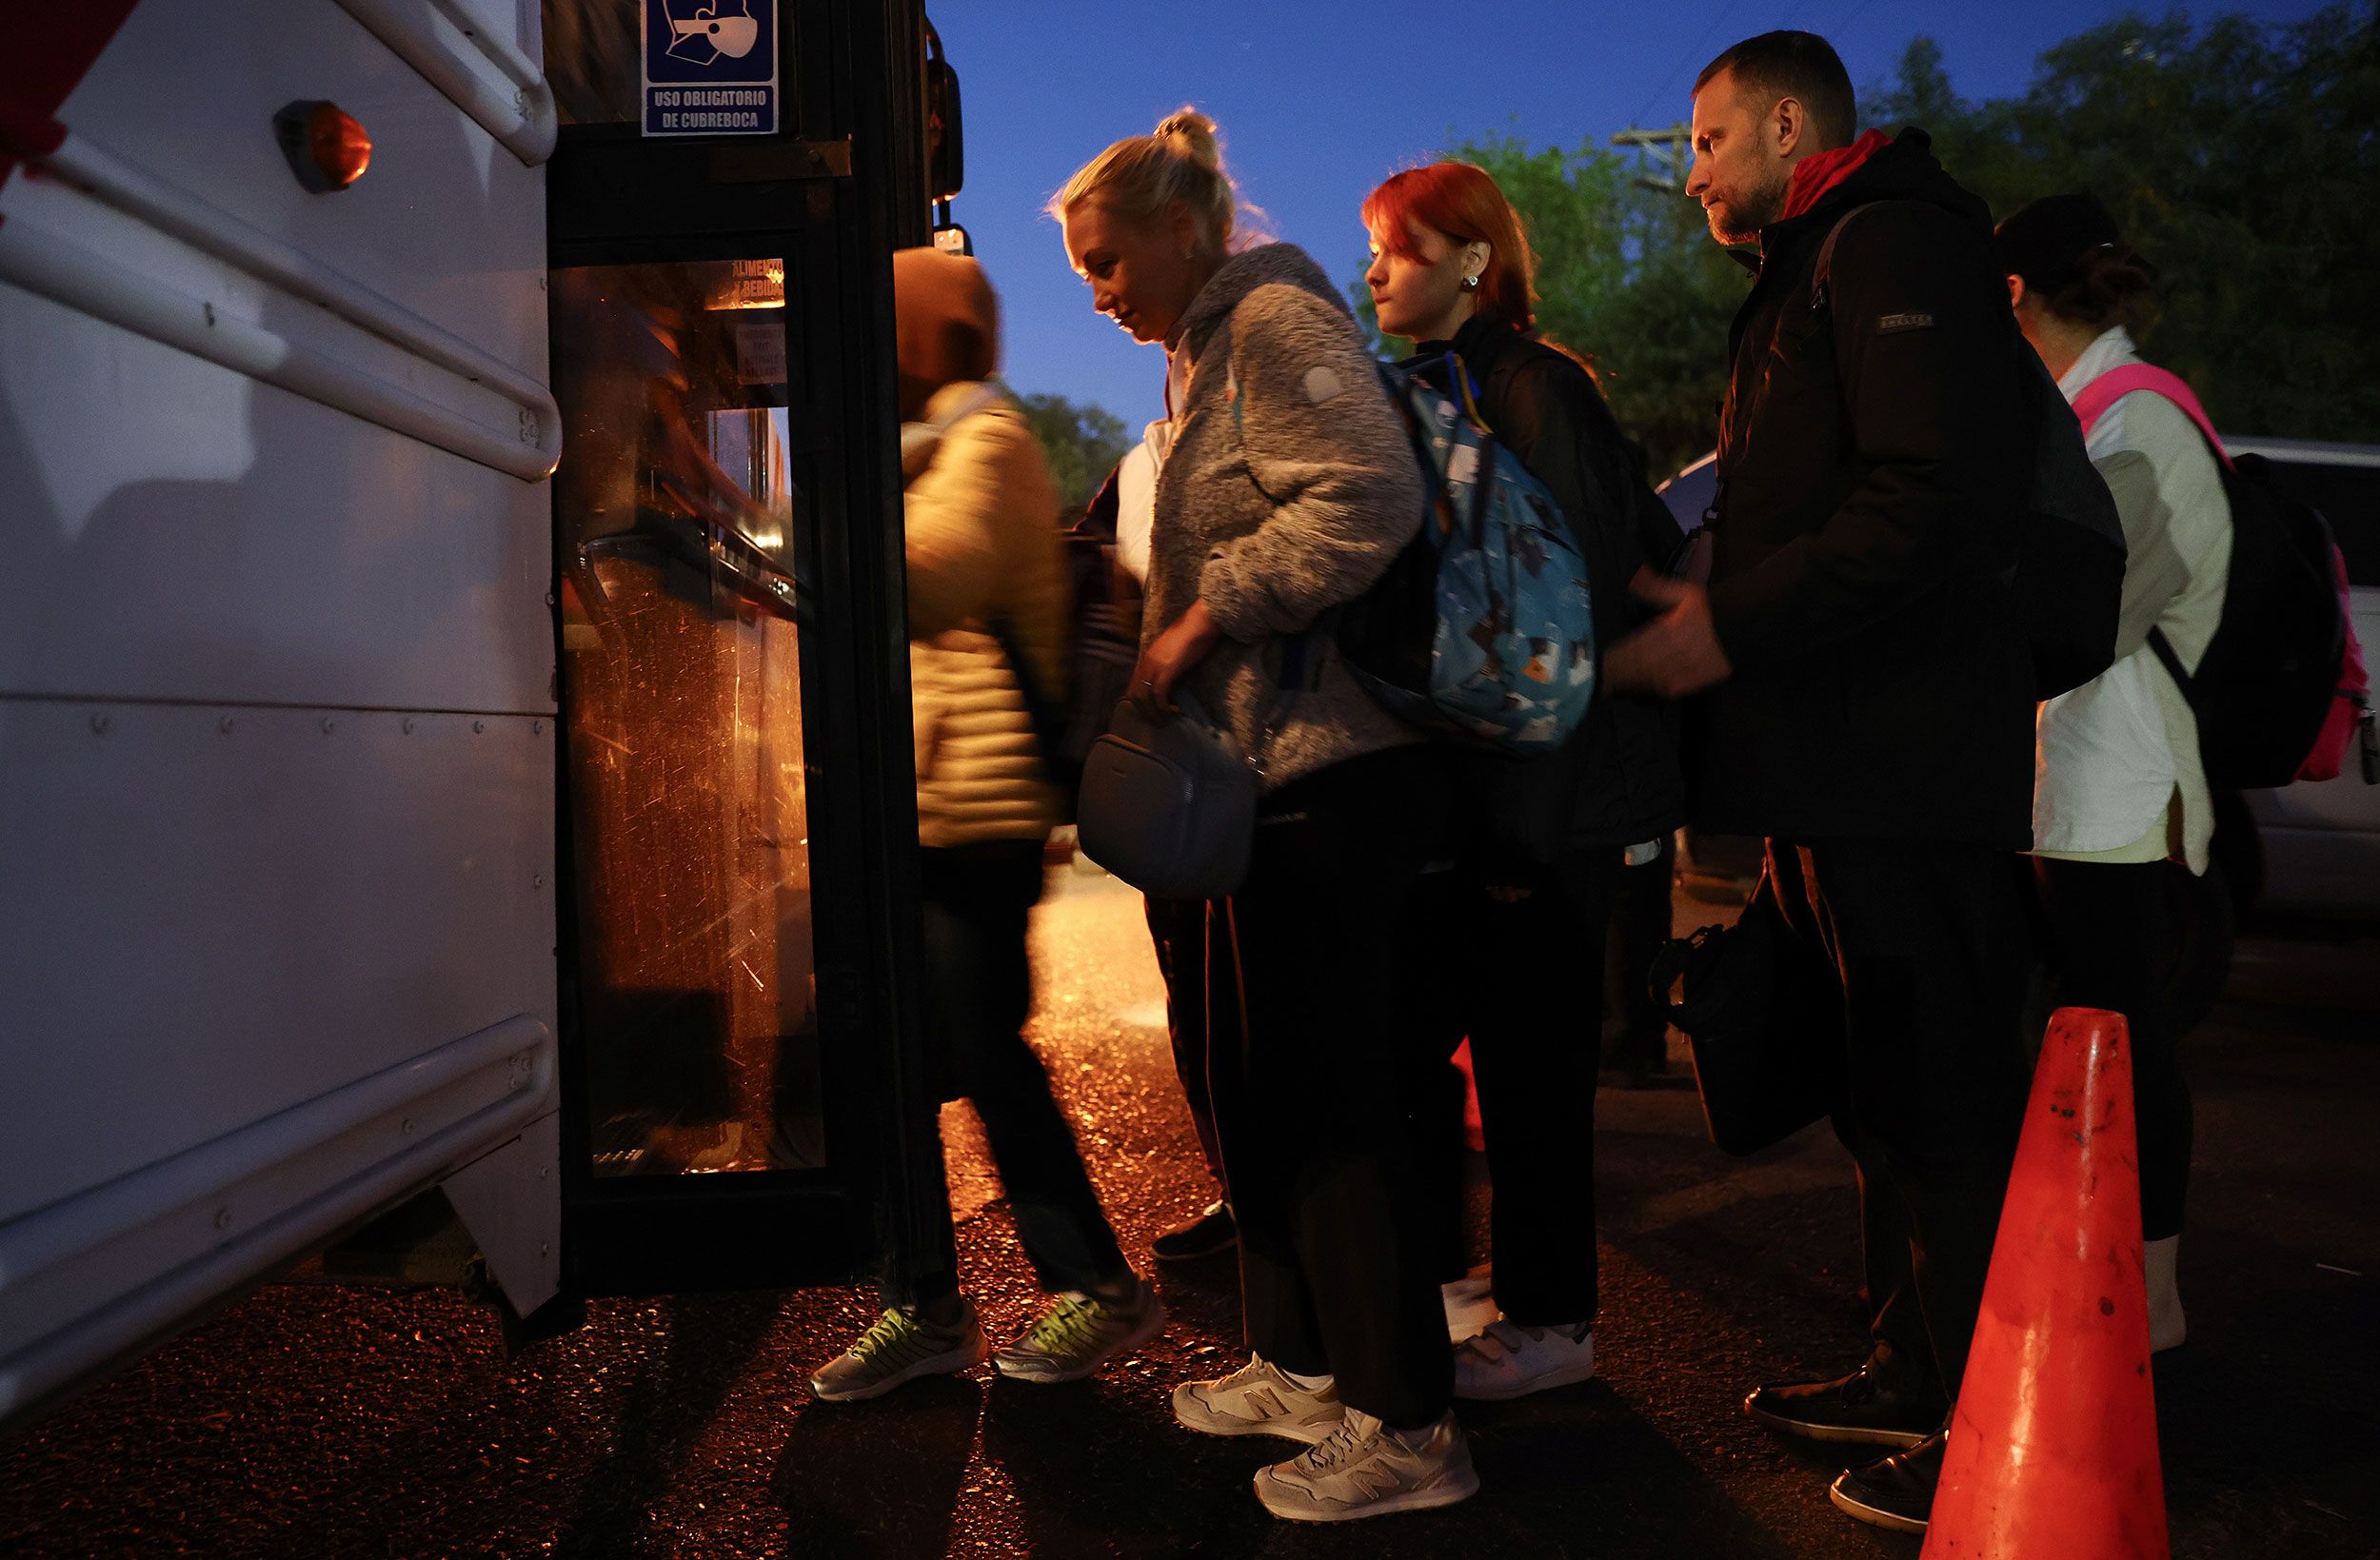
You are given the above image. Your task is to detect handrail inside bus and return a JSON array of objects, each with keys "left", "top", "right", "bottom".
[
  {"left": 0, "top": 128, "right": 562, "bottom": 484},
  {"left": 331, "top": 0, "right": 559, "bottom": 167}
]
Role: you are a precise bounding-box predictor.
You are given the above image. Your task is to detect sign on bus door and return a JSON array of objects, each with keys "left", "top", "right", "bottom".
[{"left": 641, "top": 1, "right": 780, "bottom": 136}]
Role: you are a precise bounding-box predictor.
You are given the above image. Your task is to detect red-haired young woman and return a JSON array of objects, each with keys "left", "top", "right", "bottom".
[{"left": 1362, "top": 161, "right": 1685, "bottom": 1400}]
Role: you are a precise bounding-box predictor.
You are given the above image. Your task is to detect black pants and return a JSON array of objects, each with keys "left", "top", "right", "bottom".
[
  {"left": 1441, "top": 848, "right": 1622, "bottom": 1328},
  {"left": 1604, "top": 835, "right": 1676, "bottom": 1070},
  {"left": 1768, "top": 839, "right": 2031, "bottom": 1404},
  {"left": 883, "top": 840, "right": 1127, "bottom": 1309},
  {"left": 1145, "top": 895, "right": 1224, "bottom": 1189},
  {"left": 1398, "top": 867, "right": 1475, "bottom": 1288},
  {"left": 1208, "top": 746, "right": 1453, "bottom": 1430},
  {"left": 2030, "top": 857, "right": 2195, "bottom": 1241}
]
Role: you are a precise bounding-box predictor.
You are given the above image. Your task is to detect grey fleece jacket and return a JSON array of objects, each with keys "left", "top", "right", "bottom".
[{"left": 1149, "top": 243, "right": 1426, "bottom": 791}]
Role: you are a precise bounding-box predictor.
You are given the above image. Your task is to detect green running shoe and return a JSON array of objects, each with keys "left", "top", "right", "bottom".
[
  {"left": 808, "top": 1302, "right": 987, "bottom": 1402},
  {"left": 992, "top": 1278, "right": 1165, "bottom": 1383}
]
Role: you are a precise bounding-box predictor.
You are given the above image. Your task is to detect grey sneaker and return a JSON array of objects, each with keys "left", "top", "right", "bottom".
[
  {"left": 1173, "top": 1353, "right": 1345, "bottom": 1444},
  {"left": 1254, "top": 1409, "right": 1479, "bottom": 1522},
  {"left": 1453, "top": 1319, "right": 1597, "bottom": 1401},
  {"left": 992, "top": 1277, "right": 1165, "bottom": 1383},
  {"left": 808, "top": 1303, "right": 986, "bottom": 1402}
]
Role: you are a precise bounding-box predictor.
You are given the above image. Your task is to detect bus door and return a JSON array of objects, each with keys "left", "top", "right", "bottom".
[{"left": 539, "top": 0, "right": 940, "bottom": 1295}]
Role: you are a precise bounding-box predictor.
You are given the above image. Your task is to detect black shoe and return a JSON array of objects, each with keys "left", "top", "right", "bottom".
[
  {"left": 1829, "top": 1430, "right": 1944, "bottom": 1534},
  {"left": 1152, "top": 1201, "right": 1236, "bottom": 1262},
  {"left": 1745, "top": 1364, "right": 1945, "bottom": 1449}
]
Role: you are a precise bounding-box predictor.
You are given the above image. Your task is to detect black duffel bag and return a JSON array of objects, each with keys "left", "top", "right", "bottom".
[{"left": 1649, "top": 867, "right": 1846, "bottom": 1156}]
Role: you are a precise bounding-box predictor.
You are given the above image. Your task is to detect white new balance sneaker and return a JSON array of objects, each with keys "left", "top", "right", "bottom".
[
  {"left": 1172, "top": 1353, "right": 1344, "bottom": 1444},
  {"left": 1453, "top": 1319, "right": 1597, "bottom": 1401},
  {"left": 1254, "top": 1408, "right": 1479, "bottom": 1522}
]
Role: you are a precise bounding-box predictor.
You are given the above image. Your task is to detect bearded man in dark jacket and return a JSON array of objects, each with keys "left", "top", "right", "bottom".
[{"left": 1607, "top": 30, "right": 2035, "bottom": 1538}]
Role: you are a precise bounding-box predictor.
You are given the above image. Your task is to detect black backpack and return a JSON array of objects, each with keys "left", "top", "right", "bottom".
[
  {"left": 2073, "top": 365, "right": 2358, "bottom": 790},
  {"left": 995, "top": 461, "right": 1142, "bottom": 821},
  {"left": 1815, "top": 204, "right": 2126, "bottom": 700}
]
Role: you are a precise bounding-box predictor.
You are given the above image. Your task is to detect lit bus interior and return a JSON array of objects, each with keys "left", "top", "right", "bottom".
[{"left": 551, "top": 257, "right": 822, "bottom": 1178}]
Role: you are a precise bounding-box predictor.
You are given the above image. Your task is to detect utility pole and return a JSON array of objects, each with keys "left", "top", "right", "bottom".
[{"left": 1611, "top": 122, "right": 1692, "bottom": 194}]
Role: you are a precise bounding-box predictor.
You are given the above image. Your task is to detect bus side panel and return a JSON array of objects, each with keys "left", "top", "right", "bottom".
[
  {"left": 0, "top": 701, "right": 555, "bottom": 1224},
  {"left": 0, "top": 0, "right": 553, "bottom": 715},
  {"left": 0, "top": 0, "right": 561, "bottom": 1417}
]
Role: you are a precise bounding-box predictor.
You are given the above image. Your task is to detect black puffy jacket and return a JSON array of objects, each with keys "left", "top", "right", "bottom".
[
  {"left": 1694, "top": 128, "right": 2035, "bottom": 848},
  {"left": 1412, "top": 315, "right": 1687, "bottom": 871}
]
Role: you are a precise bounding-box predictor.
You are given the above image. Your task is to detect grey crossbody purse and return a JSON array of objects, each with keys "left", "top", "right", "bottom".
[
  {"left": 1075, "top": 688, "right": 1256, "bottom": 900},
  {"left": 1074, "top": 631, "right": 1321, "bottom": 900}
]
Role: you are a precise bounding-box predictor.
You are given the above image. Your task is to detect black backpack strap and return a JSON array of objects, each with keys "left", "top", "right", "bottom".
[
  {"left": 1075, "top": 459, "right": 1124, "bottom": 543},
  {"left": 2145, "top": 625, "right": 2199, "bottom": 708},
  {"left": 1809, "top": 202, "right": 1885, "bottom": 313}
]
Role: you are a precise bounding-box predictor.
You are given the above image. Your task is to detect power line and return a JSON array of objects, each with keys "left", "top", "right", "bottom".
[{"left": 1625, "top": 0, "right": 1754, "bottom": 130}]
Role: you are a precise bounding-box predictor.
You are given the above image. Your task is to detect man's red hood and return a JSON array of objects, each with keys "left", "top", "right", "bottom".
[{"left": 1780, "top": 128, "right": 1893, "bottom": 223}]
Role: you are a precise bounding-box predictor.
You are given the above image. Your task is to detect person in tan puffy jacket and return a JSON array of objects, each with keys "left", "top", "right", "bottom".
[
  {"left": 809, "top": 248, "right": 1160, "bottom": 1404},
  {"left": 902, "top": 380, "right": 1069, "bottom": 846}
]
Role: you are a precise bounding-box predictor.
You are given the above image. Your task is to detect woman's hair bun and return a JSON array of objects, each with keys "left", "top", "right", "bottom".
[
  {"left": 1155, "top": 108, "right": 1222, "bottom": 172},
  {"left": 1048, "top": 104, "right": 1264, "bottom": 254}
]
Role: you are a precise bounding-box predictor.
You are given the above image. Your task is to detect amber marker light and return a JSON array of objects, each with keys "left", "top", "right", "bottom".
[{"left": 273, "top": 101, "right": 372, "bottom": 192}]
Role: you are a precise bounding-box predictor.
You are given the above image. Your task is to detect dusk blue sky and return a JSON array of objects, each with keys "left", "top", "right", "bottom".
[{"left": 930, "top": 2, "right": 2334, "bottom": 433}]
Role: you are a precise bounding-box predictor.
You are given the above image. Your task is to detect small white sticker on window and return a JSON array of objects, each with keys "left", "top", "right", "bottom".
[{"left": 1303, "top": 366, "right": 1344, "bottom": 405}]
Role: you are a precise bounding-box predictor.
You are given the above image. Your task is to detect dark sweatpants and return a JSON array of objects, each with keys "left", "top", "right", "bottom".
[
  {"left": 883, "top": 840, "right": 1128, "bottom": 1309},
  {"left": 1604, "top": 834, "right": 1677, "bottom": 1072},
  {"left": 2030, "top": 856, "right": 2197, "bottom": 1241},
  {"left": 1428, "top": 848, "right": 1624, "bottom": 1328},
  {"left": 1208, "top": 746, "right": 1453, "bottom": 1431},
  {"left": 1767, "top": 839, "right": 2031, "bottom": 1405},
  {"left": 1144, "top": 895, "right": 1224, "bottom": 1189}
]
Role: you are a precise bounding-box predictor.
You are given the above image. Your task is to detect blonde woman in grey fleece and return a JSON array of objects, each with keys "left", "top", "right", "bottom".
[{"left": 1053, "top": 109, "right": 1474, "bottom": 1524}]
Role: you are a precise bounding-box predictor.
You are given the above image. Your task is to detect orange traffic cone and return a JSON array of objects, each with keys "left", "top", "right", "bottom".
[{"left": 1922, "top": 1007, "right": 2169, "bottom": 1558}]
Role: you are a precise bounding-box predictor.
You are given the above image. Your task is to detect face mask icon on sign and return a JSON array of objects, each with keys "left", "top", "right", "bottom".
[{"left": 665, "top": 3, "right": 761, "bottom": 65}]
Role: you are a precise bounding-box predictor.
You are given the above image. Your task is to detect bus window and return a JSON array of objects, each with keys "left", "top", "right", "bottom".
[
  {"left": 544, "top": 1, "right": 640, "bottom": 127},
  {"left": 550, "top": 258, "right": 821, "bottom": 1179}
]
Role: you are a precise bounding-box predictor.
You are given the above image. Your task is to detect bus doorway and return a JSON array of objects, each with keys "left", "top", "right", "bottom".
[{"left": 540, "top": 0, "right": 941, "bottom": 1297}]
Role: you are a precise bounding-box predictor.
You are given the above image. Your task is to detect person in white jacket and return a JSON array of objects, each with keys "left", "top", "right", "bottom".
[
  {"left": 809, "top": 248, "right": 1161, "bottom": 1402},
  {"left": 1999, "top": 192, "right": 2231, "bottom": 1353}
]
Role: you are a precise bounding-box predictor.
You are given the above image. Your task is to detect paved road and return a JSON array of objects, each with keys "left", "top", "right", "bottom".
[{"left": 2, "top": 869, "right": 2375, "bottom": 1558}]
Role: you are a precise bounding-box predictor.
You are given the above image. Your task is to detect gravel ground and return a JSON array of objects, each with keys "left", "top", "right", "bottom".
[{"left": 2, "top": 868, "right": 2374, "bottom": 1559}]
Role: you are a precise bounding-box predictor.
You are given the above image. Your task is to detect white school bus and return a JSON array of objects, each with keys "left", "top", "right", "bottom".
[{"left": 1, "top": 0, "right": 962, "bottom": 1429}]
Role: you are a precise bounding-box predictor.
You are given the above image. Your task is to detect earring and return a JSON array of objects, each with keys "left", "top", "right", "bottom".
[{"left": 1461, "top": 274, "right": 1480, "bottom": 289}]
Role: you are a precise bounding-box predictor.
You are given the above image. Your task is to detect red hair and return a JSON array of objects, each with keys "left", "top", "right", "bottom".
[{"left": 1361, "top": 162, "right": 1537, "bottom": 331}]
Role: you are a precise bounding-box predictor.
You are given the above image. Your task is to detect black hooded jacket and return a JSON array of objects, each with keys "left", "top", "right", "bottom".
[
  {"left": 1412, "top": 315, "right": 1687, "bottom": 868},
  {"left": 1694, "top": 128, "right": 2035, "bottom": 848}
]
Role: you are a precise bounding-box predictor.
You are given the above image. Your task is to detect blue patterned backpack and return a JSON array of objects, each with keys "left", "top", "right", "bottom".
[{"left": 1337, "top": 352, "right": 1597, "bottom": 754}]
